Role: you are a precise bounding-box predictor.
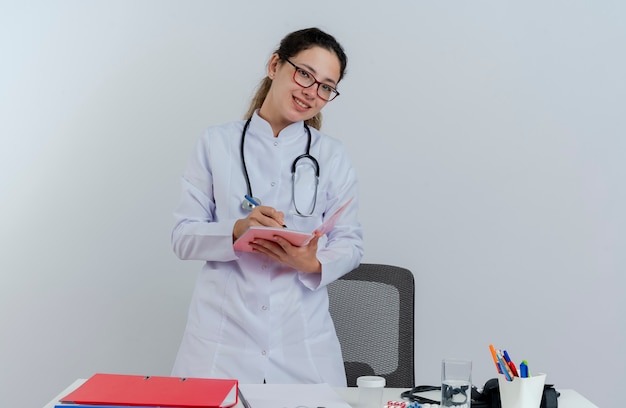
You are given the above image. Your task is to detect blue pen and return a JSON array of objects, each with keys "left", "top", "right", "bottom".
[
  {"left": 243, "top": 195, "right": 287, "bottom": 227},
  {"left": 498, "top": 361, "right": 512, "bottom": 381},
  {"left": 496, "top": 349, "right": 513, "bottom": 381},
  {"left": 503, "top": 350, "right": 512, "bottom": 363},
  {"left": 244, "top": 195, "right": 260, "bottom": 207},
  {"left": 520, "top": 360, "right": 529, "bottom": 378},
  {"left": 503, "top": 350, "right": 519, "bottom": 377}
]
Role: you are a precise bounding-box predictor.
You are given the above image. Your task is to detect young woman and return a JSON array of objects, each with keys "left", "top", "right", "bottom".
[{"left": 171, "top": 27, "right": 363, "bottom": 386}]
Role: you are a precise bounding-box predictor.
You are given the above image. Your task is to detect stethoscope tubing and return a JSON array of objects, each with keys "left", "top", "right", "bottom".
[{"left": 240, "top": 117, "right": 319, "bottom": 215}]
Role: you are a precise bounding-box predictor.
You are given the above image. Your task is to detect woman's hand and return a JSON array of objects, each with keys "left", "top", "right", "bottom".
[
  {"left": 250, "top": 232, "right": 323, "bottom": 274},
  {"left": 233, "top": 206, "right": 321, "bottom": 273},
  {"left": 233, "top": 206, "right": 286, "bottom": 241}
]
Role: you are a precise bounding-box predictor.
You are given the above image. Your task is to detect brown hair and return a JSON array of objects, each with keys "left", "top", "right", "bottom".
[{"left": 244, "top": 27, "right": 348, "bottom": 130}]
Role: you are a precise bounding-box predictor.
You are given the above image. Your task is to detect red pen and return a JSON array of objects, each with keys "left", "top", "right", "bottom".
[{"left": 503, "top": 350, "right": 519, "bottom": 377}]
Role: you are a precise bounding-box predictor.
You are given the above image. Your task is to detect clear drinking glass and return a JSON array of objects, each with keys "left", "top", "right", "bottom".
[{"left": 441, "top": 358, "right": 472, "bottom": 408}]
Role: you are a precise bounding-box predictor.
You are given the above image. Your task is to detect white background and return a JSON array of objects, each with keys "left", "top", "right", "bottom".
[{"left": 1, "top": 1, "right": 624, "bottom": 407}]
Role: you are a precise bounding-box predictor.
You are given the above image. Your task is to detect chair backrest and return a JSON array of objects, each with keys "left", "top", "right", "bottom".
[{"left": 327, "top": 263, "right": 415, "bottom": 388}]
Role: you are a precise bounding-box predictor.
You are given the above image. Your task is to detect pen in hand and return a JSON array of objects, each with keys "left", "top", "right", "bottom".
[
  {"left": 244, "top": 195, "right": 260, "bottom": 207},
  {"left": 245, "top": 195, "right": 287, "bottom": 227}
]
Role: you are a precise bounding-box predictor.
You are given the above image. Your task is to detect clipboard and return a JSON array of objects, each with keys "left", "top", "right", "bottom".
[
  {"left": 59, "top": 373, "right": 238, "bottom": 408},
  {"left": 233, "top": 197, "right": 353, "bottom": 252}
]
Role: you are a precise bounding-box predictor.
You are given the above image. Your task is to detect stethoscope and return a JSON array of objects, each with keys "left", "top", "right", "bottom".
[
  {"left": 240, "top": 117, "right": 320, "bottom": 216},
  {"left": 400, "top": 384, "right": 476, "bottom": 407}
]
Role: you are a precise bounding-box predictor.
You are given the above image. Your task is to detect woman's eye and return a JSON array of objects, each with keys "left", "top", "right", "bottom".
[
  {"left": 321, "top": 84, "right": 333, "bottom": 92},
  {"left": 297, "top": 68, "right": 310, "bottom": 79}
]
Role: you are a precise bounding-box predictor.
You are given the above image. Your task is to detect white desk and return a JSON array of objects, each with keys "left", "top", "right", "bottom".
[
  {"left": 44, "top": 379, "right": 598, "bottom": 408},
  {"left": 335, "top": 387, "right": 598, "bottom": 408}
]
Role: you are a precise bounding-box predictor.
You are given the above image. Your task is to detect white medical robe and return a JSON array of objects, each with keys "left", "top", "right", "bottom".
[{"left": 171, "top": 111, "right": 363, "bottom": 386}]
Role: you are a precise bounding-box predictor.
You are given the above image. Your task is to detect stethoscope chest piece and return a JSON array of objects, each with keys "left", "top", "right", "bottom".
[{"left": 241, "top": 195, "right": 261, "bottom": 211}]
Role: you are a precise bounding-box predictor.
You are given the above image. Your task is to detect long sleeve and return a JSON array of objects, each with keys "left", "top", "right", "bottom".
[{"left": 171, "top": 124, "right": 242, "bottom": 262}]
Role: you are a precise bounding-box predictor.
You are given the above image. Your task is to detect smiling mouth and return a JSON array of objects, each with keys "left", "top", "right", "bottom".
[{"left": 293, "top": 96, "right": 311, "bottom": 109}]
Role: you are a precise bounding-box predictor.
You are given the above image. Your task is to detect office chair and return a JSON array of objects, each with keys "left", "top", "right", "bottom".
[{"left": 327, "top": 263, "right": 415, "bottom": 388}]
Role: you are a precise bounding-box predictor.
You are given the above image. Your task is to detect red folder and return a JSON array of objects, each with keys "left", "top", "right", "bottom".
[{"left": 60, "top": 373, "right": 238, "bottom": 408}]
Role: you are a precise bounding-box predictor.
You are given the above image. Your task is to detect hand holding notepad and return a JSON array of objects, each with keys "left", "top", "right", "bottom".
[{"left": 234, "top": 198, "right": 353, "bottom": 252}]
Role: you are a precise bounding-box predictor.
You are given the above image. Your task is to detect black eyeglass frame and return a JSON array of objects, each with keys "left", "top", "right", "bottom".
[{"left": 283, "top": 58, "right": 340, "bottom": 102}]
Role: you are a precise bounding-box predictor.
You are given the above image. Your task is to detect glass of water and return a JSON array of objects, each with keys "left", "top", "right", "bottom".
[{"left": 441, "top": 358, "right": 472, "bottom": 408}]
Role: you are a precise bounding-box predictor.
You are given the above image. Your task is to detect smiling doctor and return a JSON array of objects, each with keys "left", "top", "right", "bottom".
[{"left": 170, "top": 27, "right": 363, "bottom": 386}]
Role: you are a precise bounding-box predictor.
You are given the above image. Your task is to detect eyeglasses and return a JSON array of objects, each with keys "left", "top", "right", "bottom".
[{"left": 283, "top": 59, "right": 340, "bottom": 102}]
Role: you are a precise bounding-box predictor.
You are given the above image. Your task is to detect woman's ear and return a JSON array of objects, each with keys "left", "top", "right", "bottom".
[{"left": 267, "top": 53, "right": 281, "bottom": 79}]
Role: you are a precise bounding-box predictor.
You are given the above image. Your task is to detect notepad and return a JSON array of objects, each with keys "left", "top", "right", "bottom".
[
  {"left": 233, "top": 197, "right": 353, "bottom": 252},
  {"left": 59, "top": 373, "right": 238, "bottom": 408}
]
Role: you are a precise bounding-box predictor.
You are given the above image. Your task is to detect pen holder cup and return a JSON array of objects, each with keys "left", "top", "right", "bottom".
[
  {"left": 497, "top": 373, "right": 546, "bottom": 408},
  {"left": 357, "top": 375, "right": 386, "bottom": 408}
]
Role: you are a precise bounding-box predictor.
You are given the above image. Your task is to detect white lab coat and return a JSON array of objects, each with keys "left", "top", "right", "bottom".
[{"left": 171, "top": 111, "right": 363, "bottom": 386}]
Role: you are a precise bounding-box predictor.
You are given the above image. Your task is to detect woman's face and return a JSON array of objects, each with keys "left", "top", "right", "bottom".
[{"left": 261, "top": 46, "right": 341, "bottom": 133}]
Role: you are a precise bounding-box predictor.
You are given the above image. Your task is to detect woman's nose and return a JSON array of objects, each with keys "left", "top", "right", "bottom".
[{"left": 301, "top": 85, "right": 317, "bottom": 99}]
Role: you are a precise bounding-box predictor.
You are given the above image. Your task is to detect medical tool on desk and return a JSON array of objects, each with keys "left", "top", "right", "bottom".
[{"left": 240, "top": 117, "right": 320, "bottom": 216}]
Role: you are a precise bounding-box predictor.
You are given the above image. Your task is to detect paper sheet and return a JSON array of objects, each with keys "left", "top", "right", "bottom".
[{"left": 238, "top": 383, "right": 352, "bottom": 408}]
